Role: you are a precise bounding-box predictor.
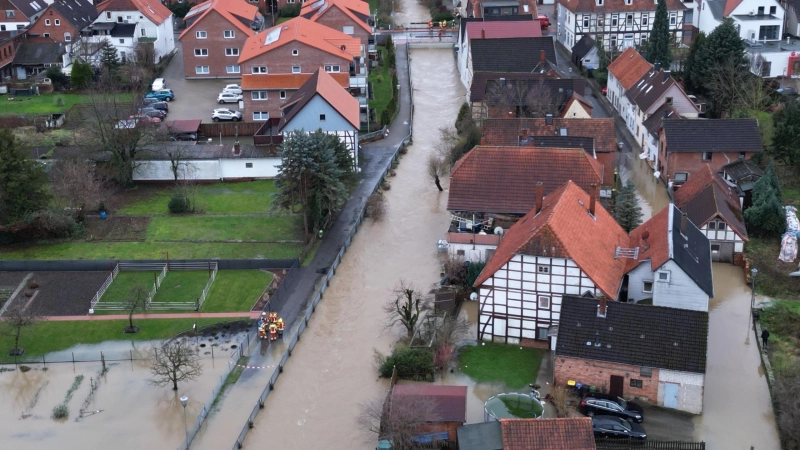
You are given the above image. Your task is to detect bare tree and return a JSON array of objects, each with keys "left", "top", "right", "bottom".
[
  {"left": 773, "top": 363, "right": 800, "bottom": 448},
  {"left": 484, "top": 79, "right": 561, "bottom": 119},
  {"left": 149, "top": 339, "right": 203, "bottom": 391},
  {"left": 432, "top": 316, "right": 471, "bottom": 370},
  {"left": 359, "top": 391, "right": 440, "bottom": 450},
  {"left": 125, "top": 286, "right": 148, "bottom": 333},
  {"left": 383, "top": 282, "right": 430, "bottom": 339},
  {"left": 706, "top": 58, "right": 771, "bottom": 116},
  {"left": 549, "top": 385, "right": 569, "bottom": 418},
  {"left": 165, "top": 144, "right": 193, "bottom": 183},
  {"left": 0, "top": 304, "right": 40, "bottom": 357},
  {"left": 426, "top": 154, "right": 447, "bottom": 192},
  {"left": 51, "top": 159, "right": 105, "bottom": 221},
  {"left": 523, "top": 80, "right": 561, "bottom": 118}
]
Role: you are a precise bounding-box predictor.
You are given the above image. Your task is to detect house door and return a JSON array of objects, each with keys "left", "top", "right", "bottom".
[
  {"left": 664, "top": 383, "right": 679, "bottom": 409},
  {"left": 609, "top": 375, "right": 624, "bottom": 397}
]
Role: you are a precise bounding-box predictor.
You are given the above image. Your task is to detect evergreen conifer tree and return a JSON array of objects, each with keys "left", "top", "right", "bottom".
[
  {"left": 613, "top": 181, "right": 643, "bottom": 233},
  {"left": 648, "top": 0, "right": 672, "bottom": 69}
]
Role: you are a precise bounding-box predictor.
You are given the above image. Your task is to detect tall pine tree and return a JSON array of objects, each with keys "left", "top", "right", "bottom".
[
  {"left": 690, "top": 18, "right": 745, "bottom": 96},
  {"left": 613, "top": 181, "right": 643, "bottom": 233},
  {"left": 772, "top": 100, "right": 800, "bottom": 165},
  {"left": 648, "top": 0, "right": 672, "bottom": 69},
  {"left": 744, "top": 164, "right": 784, "bottom": 237},
  {"left": 99, "top": 38, "right": 120, "bottom": 76},
  {"left": 0, "top": 129, "right": 52, "bottom": 224},
  {"left": 682, "top": 32, "right": 706, "bottom": 93}
]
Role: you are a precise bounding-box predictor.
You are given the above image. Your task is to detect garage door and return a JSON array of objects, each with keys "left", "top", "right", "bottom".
[{"left": 711, "top": 242, "right": 734, "bottom": 263}]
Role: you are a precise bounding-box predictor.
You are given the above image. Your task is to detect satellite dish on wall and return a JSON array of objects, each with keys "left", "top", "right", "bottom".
[
  {"left": 470, "top": 292, "right": 478, "bottom": 301},
  {"left": 494, "top": 227, "right": 503, "bottom": 235}
]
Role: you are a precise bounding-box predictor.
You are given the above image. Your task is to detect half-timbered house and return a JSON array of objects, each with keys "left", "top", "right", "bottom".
[{"left": 556, "top": 0, "right": 688, "bottom": 56}]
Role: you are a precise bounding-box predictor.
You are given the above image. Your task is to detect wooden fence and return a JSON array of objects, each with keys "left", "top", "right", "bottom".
[
  {"left": 199, "top": 122, "right": 262, "bottom": 137},
  {"left": 595, "top": 439, "right": 706, "bottom": 450}
]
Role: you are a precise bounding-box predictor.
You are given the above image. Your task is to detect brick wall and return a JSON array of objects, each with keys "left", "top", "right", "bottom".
[
  {"left": 657, "top": 133, "right": 759, "bottom": 184},
  {"left": 554, "top": 356, "right": 660, "bottom": 402},
  {"left": 242, "top": 87, "right": 295, "bottom": 122},
  {"left": 241, "top": 41, "right": 351, "bottom": 75},
  {"left": 311, "top": 6, "right": 370, "bottom": 47},
  {"left": 181, "top": 10, "right": 251, "bottom": 78},
  {"left": 27, "top": 8, "right": 79, "bottom": 43}
]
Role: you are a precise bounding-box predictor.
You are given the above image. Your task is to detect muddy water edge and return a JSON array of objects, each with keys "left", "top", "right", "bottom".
[{"left": 236, "top": 50, "right": 464, "bottom": 449}]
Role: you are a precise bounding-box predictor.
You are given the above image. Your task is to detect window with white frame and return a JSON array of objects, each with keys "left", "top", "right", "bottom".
[
  {"left": 292, "top": 66, "right": 301, "bottom": 73},
  {"left": 642, "top": 14, "right": 648, "bottom": 26},
  {"left": 711, "top": 244, "right": 720, "bottom": 253},
  {"left": 538, "top": 296, "right": 550, "bottom": 309},
  {"left": 657, "top": 271, "right": 670, "bottom": 282},
  {"left": 196, "top": 30, "right": 207, "bottom": 39},
  {"left": 117, "top": 16, "right": 123, "bottom": 22},
  {"left": 119, "top": 39, "right": 124, "bottom": 44},
  {"left": 626, "top": 13, "right": 633, "bottom": 24},
  {"left": 253, "top": 111, "right": 269, "bottom": 120},
  {"left": 196, "top": 66, "right": 209, "bottom": 74},
  {"left": 252, "top": 66, "right": 267, "bottom": 73},
  {"left": 224, "top": 30, "right": 234, "bottom": 38},
  {"left": 42, "top": 32, "right": 49, "bottom": 37},
  {"left": 251, "top": 91, "right": 267, "bottom": 100},
  {"left": 106, "top": 11, "right": 111, "bottom": 19},
  {"left": 583, "top": 15, "right": 589, "bottom": 27},
  {"left": 319, "top": 114, "right": 326, "bottom": 121},
  {"left": 643, "top": 281, "right": 653, "bottom": 293},
  {"left": 54, "top": 19, "right": 60, "bottom": 25},
  {"left": 280, "top": 90, "right": 286, "bottom": 99},
  {"left": 537, "top": 265, "right": 550, "bottom": 274},
  {"left": 674, "top": 172, "right": 688, "bottom": 182},
  {"left": 324, "top": 64, "right": 340, "bottom": 72},
  {"left": 342, "top": 25, "right": 354, "bottom": 34},
  {"left": 64, "top": 32, "right": 70, "bottom": 41},
  {"left": 708, "top": 221, "right": 716, "bottom": 230},
  {"left": 292, "top": 49, "right": 298, "bottom": 55},
  {"left": 225, "top": 48, "right": 239, "bottom": 56},
  {"left": 226, "top": 65, "right": 240, "bottom": 74},
  {"left": 44, "top": 19, "right": 50, "bottom": 25},
  {"left": 194, "top": 48, "right": 208, "bottom": 56},
  {"left": 669, "top": 13, "right": 676, "bottom": 25},
  {"left": 141, "top": 28, "right": 146, "bottom": 36},
  {"left": 702, "top": 151, "right": 712, "bottom": 161}
]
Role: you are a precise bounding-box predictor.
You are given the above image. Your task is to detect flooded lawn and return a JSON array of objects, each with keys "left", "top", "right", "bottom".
[
  {"left": 693, "top": 263, "right": 780, "bottom": 449},
  {"left": 0, "top": 339, "right": 239, "bottom": 450}
]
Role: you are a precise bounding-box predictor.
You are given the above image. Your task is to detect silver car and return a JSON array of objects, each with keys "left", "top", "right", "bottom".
[
  {"left": 211, "top": 108, "right": 242, "bottom": 122},
  {"left": 217, "top": 92, "right": 243, "bottom": 104}
]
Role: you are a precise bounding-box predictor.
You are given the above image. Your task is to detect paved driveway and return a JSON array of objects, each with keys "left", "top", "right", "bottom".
[{"left": 159, "top": 34, "right": 243, "bottom": 123}]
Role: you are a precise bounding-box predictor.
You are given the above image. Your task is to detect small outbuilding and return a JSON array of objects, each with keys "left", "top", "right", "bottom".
[{"left": 390, "top": 385, "right": 467, "bottom": 444}]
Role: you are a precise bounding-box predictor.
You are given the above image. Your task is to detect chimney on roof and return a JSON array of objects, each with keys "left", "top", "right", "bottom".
[
  {"left": 481, "top": 28, "right": 485, "bottom": 39},
  {"left": 545, "top": 113, "right": 553, "bottom": 125},
  {"left": 654, "top": 62, "right": 662, "bottom": 72},
  {"left": 663, "top": 70, "right": 670, "bottom": 83},
  {"left": 597, "top": 297, "right": 607, "bottom": 318},
  {"left": 233, "top": 142, "right": 241, "bottom": 156},
  {"left": 535, "top": 182, "right": 544, "bottom": 214},
  {"left": 589, "top": 183, "right": 597, "bottom": 216},
  {"left": 540, "top": 49, "right": 546, "bottom": 64},
  {"left": 681, "top": 211, "right": 688, "bottom": 237}
]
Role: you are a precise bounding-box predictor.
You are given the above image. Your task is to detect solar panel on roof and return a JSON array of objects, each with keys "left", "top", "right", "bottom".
[
  {"left": 310, "top": 0, "right": 325, "bottom": 8},
  {"left": 184, "top": 2, "right": 212, "bottom": 19}
]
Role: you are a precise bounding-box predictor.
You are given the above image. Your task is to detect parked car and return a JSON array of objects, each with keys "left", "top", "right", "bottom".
[
  {"left": 142, "top": 98, "right": 169, "bottom": 110},
  {"left": 217, "top": 92, "right": 243, "bottom": 103},
  {"left": 138, "top": 108, "right": 166, "bottom": 120},
  {"left": 579, "top": 394, "right": 644, "bottom": 423},
  {"left": 212, "top": 108, "right": 242, "bottom": 121},
  {"left": 222, "top": 84, "right": 242, "bottom": 95},
  {"left": 538, "top": 14, "right": 551, "bottom": 28},
  {"left": 129, "top": 114, "right": 161, "bottom": 124},
  {"left": 592, "top": 416, "right": 646, "bottom": 440},
  {"left": 152, "top": 77, "right": 166, "bottom": 91},
  {"left": 776, "top": 87, "right": 798, "bottom": 97},
  {"left": 170, "top": 132, "right": 197, "bottom": 141},
  {"left": 146, "top": 89, "right": 175, "bottom": 101}
]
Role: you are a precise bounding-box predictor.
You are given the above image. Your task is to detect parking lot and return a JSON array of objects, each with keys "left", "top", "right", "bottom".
[{"left": 158, "top": 35, "right": 243, "bottom": 123}]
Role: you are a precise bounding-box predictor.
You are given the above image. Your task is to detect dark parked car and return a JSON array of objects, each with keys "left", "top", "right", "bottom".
[
  {"left": 138, "top": 108, "right": 166, "bottom": 120},
  {"left": 579, "top": 394, "right": 643, "bottom": 423},
  {"left": 142, "top": 99, "right": 169, "bottom": 112},
  {"left": 592, "top": 416, "right": 646, "bottom": 440},
  {"left": 776, "top": 87, "right": 798, "bottom": 97}
]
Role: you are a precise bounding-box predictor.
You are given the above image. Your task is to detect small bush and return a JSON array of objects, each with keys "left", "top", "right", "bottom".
[
  {"left": 52, "top": 404, "right": 68, "bottom": 419},
  {"left": 168, "top": 195, "right": 189, "bottom": 214},
  {"left": 2, "top": 208, "right": 82, "bottom": 241},
  {"left": 381, "top": 182, "right": 391, "bottom": 191},
  {"left": 380, "top": 108, "right": 391, "bottom": 126},
  {"left": 27, "top": 279, "right": 39, "bottom": 289},
  {"left": 365, "top": 193, "right": 388, "bottom": 220},
  {"left": 279, "top": 4, "right": 300, "bottom": 16},
  {"left": 378, "top": 347, "right": 435, "bottom": 380},
  {"left": 24, "top": 289, "right": 33, "bottom": 297},
  {"left": 375, "top": 74, "right": 384, "bottom": 83},
  {"left": 594, "top": 70, "right": 608, "bottom": 88},
  {"left": 399, "top": 146, "right": 408, "bottom": 155}
]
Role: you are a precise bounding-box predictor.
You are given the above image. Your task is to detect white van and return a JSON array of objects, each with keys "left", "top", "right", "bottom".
[{"left": 151, "top": 78, "right": 166, "bottom": 91}]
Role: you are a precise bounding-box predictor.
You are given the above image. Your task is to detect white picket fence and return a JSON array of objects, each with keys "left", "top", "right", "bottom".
[
  {"left": 145, "top": 262, "right": 219, "bottom": 311},
  {"left": 145, "top": 264, "right": 169, "bottom": 309},
  {"left": 89, "top": 264, "right": 120, "bottom": 312}
]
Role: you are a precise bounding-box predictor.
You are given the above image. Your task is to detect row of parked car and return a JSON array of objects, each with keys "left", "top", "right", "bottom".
[
  {"left": 579, "top": 393, "right": 647, "bottom": 440},
  {"left": 213, "top": 84, "right": 243, "bottom": 122}
]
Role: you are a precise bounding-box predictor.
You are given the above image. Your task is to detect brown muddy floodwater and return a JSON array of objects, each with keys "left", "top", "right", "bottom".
[
  {"left": 0, "top": 339, "right": 237, "bottom": 450},
  {"left": 392, "top": 0, "right": 432, "bottom": 27},
  {"left": 619, "top": 152, "right": 671, "bottom": 221},
  {"left": 693, "top": 264, "right": 780, "bottom": 449},
  {"left": 235, "top": 49, "right": 464, "bottom": 449}
]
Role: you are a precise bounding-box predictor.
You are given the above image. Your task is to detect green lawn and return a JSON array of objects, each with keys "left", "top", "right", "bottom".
[
  {"left": 759, "top": 300, "right": 800, "bottom": 372},
  {"left": 202, "top": 270, "right": 273, "bottom": 312},
  {"left": 459, "top": 342, "right": 545, "bottom": 389},
  {"left": 369, "top": 46, "right": 393, "bottom": 125},
  {"left": 747, "top": 237, "right": 800, "bottom": 301},
  {"left": 100, "top": 271, "right": 157, "bottom": 303},
  {"left": 0, "top": 241, "right": 301, "bottom": 260},
  {"left": 119, "top": 181, "right": 280, "bottom": 215},
  {"left": 367, "top": 0, "right": 379, "bottom": 12},
  {"left": 0, "top": 317, "right": 247, "bottom": 360},
  {"left": 147, "top": 215, "right": 301, "bottom": 242},
  {"left": 0, "top": 92, "right": 135, "bottom": 116},
  {"left": 152, "top": 271, "right": 209, "bottom": 304}
]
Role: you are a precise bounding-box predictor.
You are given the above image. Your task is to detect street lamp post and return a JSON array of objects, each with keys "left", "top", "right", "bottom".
[
  {"left": 180, "top": 396, "right": 189, "bottom": 449},
  {"left": 750, "top": 268, "right": 758, "bottom": 310}
]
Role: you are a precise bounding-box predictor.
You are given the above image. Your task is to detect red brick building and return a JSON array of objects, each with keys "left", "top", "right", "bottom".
[
  {"left": 26, "top": 0, "right": 98, "bottom": 43},
  {"left": 457, "top": 418, "right": 596, "bottom": 450},
  {"left": 178, "top": 0, "right": 263, "bottom": 79},
  {"left": 241, "top": 71, "right": 348, "bottom": 121},
  {"left": 299, "top": 0, "right": 371, "bottom": 47},
  {"left": 554, "top": 296, "right": 708, "bottom": 413},
  {"left": 657, "top": 118, "right": 763, "bottom": 186}
]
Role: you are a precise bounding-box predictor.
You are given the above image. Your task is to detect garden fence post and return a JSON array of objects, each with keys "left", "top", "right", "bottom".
[
  {"left": 72, "top": 352, "right": 74, "bottom": 366},
  {"left": 42, "top": 355, "right": 45, "bottom": 366},
  {"left": 211, "top": 346, "right": 214, "bottom": 360},
  {"left": 130, "top": 350, "right": 133, "bottom": 362}
]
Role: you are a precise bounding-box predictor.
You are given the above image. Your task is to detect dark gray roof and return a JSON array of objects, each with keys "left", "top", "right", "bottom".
[
  {"left": 642, "top": 102, "right": 678, "bottom": 135},
  {"left": 457, "top": 422, "right": 503, "bottom": 450},
  {"left": 706, "top": 0, "right": 724, "bottom": 20},
  {"left": 9, "top": 0, "right": 48, "bottom": 19},
  {"left": 722, "top": 159, "right": 764, "bottom": 181},
  {"left": 50, "top": 0, "right": 98, "bottom": 30},
  {"left": 111, "top": 23, "right": 136, "bottom": 37},
  {"left": 625, "top": 68, "right": 685, "bottom": 112},
  {"left": 663, "top": 118, "right": 763, "bottom": 153},
  {"left": 669, "top": 204, "right": 715, "bottom": 297},
  {"left": 13, "top": 42, "right": 64, "bottom": 65},
  {"left": 556, "top": 296, "right": 709, "bottom": 373},
  {"left": 571, "top": 34, "right": 595, "bottom": 59},
  {"left": 471, "top": 73, "right": 583, "bottom": 103},
  {"left": 523, "top": 135, "right": 595, "bottom": 155},
  {"left": 470, "top": 37, "right": 557, "bottom": 73}
]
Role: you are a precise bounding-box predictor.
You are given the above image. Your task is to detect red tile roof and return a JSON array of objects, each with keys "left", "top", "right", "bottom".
[
  {"left": 241, "top": 72, "right": 349, "bottom": 89},
  {"left": 391, "top": 385, "right": 467, "bottom": 423},
  {"left": 179, "top": 0, "right": 260, "bottom": 40},
  {"left": 481, "top": 117, "right": 617, "bottom": 152},
  {"left": 556, "top": 0, "right": 686, "bottom": 13},
  {"left": 448, "top": 146, "right": 604, "bottom": 214},
  {"left": 626, "top": 206, "right": 670, "bottom": 273},
  {"left": 500, "top": 418, "right": 596, "bottom": 450},
  {"left": 466, "top": 20, "right": 542, "bottom": 39},
  {"left": 607, "top": 47, "right": 652, "bottom": 90},
  {"left": 239, "top": 17, "right": 360, "bottom": 63},
  {"left": 97, "top": 0, "right": 172, "bottom": 25},
  {"left": 301, "top": 0, "right": 371, "bottom": 33},
  {"left": 724, "top": 0, "right": 742, "bottom": 16},
  {"left": 279, "top": 69, "right": 360, "bottom": 130},
  {"left": 474, "top": 181, "right": 630, "bottom": 298},
  {"left": 447, "top": 232, "right": 502, "bottom": 245},
  {"left": 673, "top": 164, "right": 747, "bottom": 240}
]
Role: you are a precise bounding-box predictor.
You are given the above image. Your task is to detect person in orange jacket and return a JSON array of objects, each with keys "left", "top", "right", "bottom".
[
  {"left": 276, "top": 317, "right": 285, "bottom": 338},
  {"left": 269, "top": 322, "right": 278, "bottom": 341}
]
